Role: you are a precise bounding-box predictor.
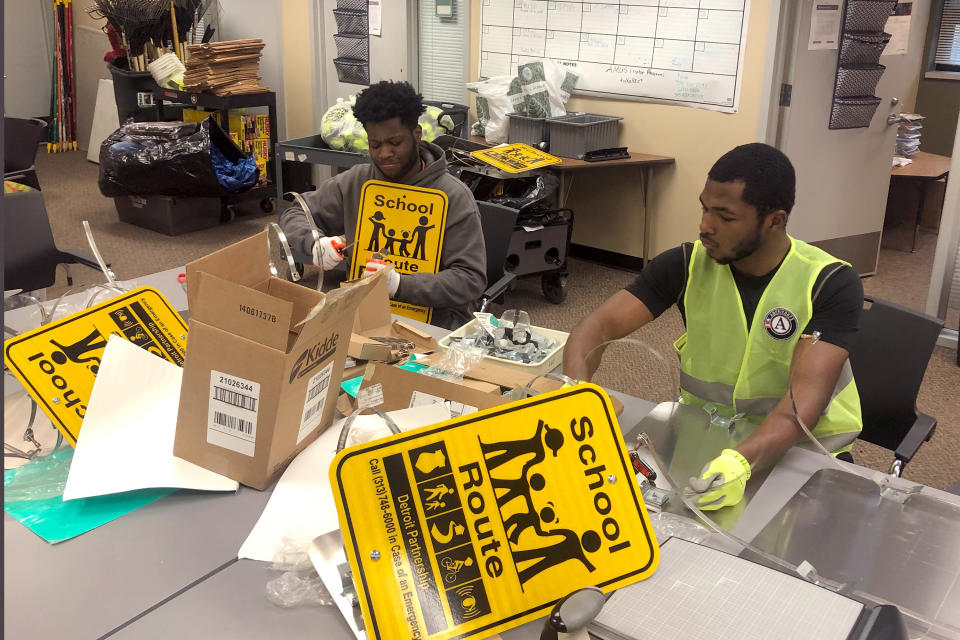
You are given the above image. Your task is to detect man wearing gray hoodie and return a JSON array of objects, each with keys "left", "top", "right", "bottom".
[{"left": 279, "top": 81, "right": 486, "bottom": 329}]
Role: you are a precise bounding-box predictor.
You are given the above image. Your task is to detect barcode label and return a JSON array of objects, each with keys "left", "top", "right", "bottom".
[
  {"left": 213, "top": 386, "right": 258, "bottom": 412},
  {"left": 207, "top": 370, "right": 260, "bottom": 457},
  {"left": 213, "top": 410, "right": 254, "bottom": 435},
  {"left": 298, "top": 361, "right": 334, "bottom": 444}
]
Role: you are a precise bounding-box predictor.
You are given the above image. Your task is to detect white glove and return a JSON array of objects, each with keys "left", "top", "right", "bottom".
[
  {"left": 312, "top": 236, "right": 345, "bottom": 271},
  {"left": 363, "top": 259, "right": 400, "bottom": 297}
]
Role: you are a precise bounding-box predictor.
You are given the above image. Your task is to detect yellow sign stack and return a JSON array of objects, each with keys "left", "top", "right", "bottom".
[
  {"left": 331, "top": 384, "right": 659, "bottom": 640},
  {"left": 350, "top": 180, "right": 449, "bottom": 324},
  {"left": 470, "top": 143, "right": 561, "bottom": 173},
  {"left": 4, "top": 287, "right": 187, "bottom": 444}
]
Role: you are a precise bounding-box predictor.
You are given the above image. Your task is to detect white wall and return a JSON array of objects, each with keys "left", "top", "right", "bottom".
[
  {"left": 4, "top": 0, "right": 54, "bottom": 118},
  {"left": 217, "top": 0, "right": 287, "bottom": 139}
]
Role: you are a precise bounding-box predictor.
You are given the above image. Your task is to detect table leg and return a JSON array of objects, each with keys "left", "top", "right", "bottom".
[
  {"left": 640, "top": 166, "right": 650, "bottom": 267},
  {"left": 913, "top": 180, "right": 927, "bottom": 253}
]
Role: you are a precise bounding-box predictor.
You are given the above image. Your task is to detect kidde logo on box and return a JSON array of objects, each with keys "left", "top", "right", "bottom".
[{"left": 289, "top": 332, "right": 339, "bottom": 383}]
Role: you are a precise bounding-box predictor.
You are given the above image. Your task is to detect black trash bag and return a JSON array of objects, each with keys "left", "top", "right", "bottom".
[
  {"left": 98, "top": 117, "right": 254, "bottom": 198},
  {"left": 457, "top": 168, "right": 559, "bottom": 215}
]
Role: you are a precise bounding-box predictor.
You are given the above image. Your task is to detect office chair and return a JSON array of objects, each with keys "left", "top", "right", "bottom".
[
  {"left": 3, "top": 190, "right": 103, "bottom": 292},
  {"left": 476, "top": 200, "right": 519, "bottom": 312},
  {"left": 848, "top": 296, "right": 944, "bottom": 476},
  {"left": 4, "top": 116, "right": 48, "bottom": 190}
]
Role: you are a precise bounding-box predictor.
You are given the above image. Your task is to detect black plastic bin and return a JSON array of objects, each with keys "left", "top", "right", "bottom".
[
  {"left": 114, "top": 194, "right": 223, "bottom": 235},
  {"left": 4, "top": 117, "right": 48, "bottom": 171},
  {"left": 108, "top": 59, "right": 164, "bottom": 122}
]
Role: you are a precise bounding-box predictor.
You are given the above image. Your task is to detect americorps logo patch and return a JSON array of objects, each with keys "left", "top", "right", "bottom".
[{"left": 764, "top": 307, "right": 798, "bottom": 340}]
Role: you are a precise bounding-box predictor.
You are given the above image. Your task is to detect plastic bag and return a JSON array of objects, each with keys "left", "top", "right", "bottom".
[
  {"left": 265, "top": 571, "right": 334, "bottom": 608},
  {"left": 422, "top": 341, "right": 485, "bottom": 383},
  {"left": 519, "top": 60, "right": 579, "bottom": 118},
  {"left": 321, "top": 97, "right": 455, "bottom": 154},
  {"left": 98, "top": 118, "right": 252, "bottom": 198},
  {"left": 265, "top": 534, "right": 334, "bottom": 608},
  {"left": 517, "top": 60, "right": 579, "bottom": 118},
  {"left": 320, "top": 96, "right": 368, "bottom": 153},
  {"left": 467, "top": 75, "right": 524, "bottom": 144},
  {"left": 3, "top": 446, "right": 72, "bottom": 502}
]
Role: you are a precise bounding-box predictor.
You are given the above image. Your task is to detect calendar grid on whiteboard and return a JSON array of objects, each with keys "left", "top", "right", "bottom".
[{"left": 479, "top": 0, "right": 752, "bottom": 112}]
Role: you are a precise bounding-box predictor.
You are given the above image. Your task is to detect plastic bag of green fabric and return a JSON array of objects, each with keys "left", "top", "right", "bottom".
[
  {"left": 518, "top": 60, "right": 579, "bottom": 119},
  {"left": 320, "top": 99, "right": 455, "bottom": 154},
  {"left": 467, "top": 75, "right": 525, "bottom": 143},
  {"left": 320, "top": 96, "right": 368, "bottom": 154}
]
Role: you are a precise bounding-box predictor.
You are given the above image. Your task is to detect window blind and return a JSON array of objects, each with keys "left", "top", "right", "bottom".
[
  {"left": 935, "top": 0, "right": 960, "bottom": 71},
  {"left": 418, "top": 0, "right": 468, "bottom": 104}
]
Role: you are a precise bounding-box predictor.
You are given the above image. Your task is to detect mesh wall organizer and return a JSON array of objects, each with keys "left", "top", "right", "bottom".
[
  {"left": 333, "top": 0, "right": 369, "bottom": 86},
  {"left": 829, "top": 0, "right": 896, "bottom": 130}
]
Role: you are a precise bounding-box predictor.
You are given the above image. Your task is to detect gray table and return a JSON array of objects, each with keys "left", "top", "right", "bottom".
[{"left": 8, "top": 269, "right": 960, "bottom": 639}]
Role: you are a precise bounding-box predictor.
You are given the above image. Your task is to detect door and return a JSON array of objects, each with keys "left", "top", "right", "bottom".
[{"left": 774, "top": 0, "right": 931, "bottom": 274}]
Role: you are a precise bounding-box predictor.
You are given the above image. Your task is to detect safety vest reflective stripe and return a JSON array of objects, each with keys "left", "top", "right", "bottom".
[
  {"left": 679, "top": 371, "right": 734, "bottom": 406},
  {"left": 680, "top": 358, "right": 855, "bottom": 418}
]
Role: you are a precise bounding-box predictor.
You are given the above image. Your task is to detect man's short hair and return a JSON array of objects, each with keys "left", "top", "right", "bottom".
[
  {"left": 708, "top": 143, "right": 796, "bottom": 215},
  {"left": 353, "top": 81, "right": 426, "bottom": 130}
]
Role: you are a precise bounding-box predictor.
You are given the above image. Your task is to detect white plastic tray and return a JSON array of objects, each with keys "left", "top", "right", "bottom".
[{"left": 438, "top": 319, "right": 568, "bottom": 376}]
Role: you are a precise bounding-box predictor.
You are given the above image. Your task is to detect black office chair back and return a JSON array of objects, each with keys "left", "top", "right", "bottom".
[
  {"left": 849, "top": 296, "right": 943, "bottom": 451},
  {"left": 476, "top": 200, "right": 518, "bottom": 288},
  {"left": 3, "top": 191, "right": 68, "bottom": 291},
  {"left": 4, "top": 117, "right": 48, "bottom": 172}
]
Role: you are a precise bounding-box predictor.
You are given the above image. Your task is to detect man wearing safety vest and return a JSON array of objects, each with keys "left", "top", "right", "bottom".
[
  {"left": 279, "top": 81, "right": 486, "bottom": 329},
  {"left": 564, "top": 143, "right": 863, "bottom": 510}
]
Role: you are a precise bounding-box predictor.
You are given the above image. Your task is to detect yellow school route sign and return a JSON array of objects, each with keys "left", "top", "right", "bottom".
[
  {"left": 331, "top": 384, "right": 659, "bottom": 640},
  {"left": 350, "top": 180, "right": 448, "bottom": 324},
  {"left": 470, "top": 143, "right": 560, "bottom": 173},
  {"left": 4, "top": 287, "right": 187, "bottom": 445}
]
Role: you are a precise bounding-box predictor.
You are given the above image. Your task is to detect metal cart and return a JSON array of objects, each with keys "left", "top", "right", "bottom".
[{"left": 153, "top": 87, "right": 279, "bottom": 215}]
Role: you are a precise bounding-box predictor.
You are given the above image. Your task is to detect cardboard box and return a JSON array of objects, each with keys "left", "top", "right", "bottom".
[
  {"left": 415, "top": 351, "right": 625, "bottom": 415},
  {"left": 173, "top": 231, "right": 377, "bottom": 489},
  {"left": 349, "top": 363, "right": 506, "bottom": 416},
  {"left": 345, "top": 275, "right": 440, "bottom": 361}
]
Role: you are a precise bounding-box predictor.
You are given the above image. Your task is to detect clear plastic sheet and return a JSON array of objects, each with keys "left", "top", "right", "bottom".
[
  {"left": 3, "top": 445, "right": 72, "bottom": 502},
  {"left": 420, "top": 341, "right": 485, "bottom": 384},
  {"left": 266, "top": 537, "right": 334, "bottom": 608}
]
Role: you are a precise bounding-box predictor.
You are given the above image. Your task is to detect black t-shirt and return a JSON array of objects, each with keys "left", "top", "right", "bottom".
[{"left": 625, "top": 243, "right": 863, "bottom": 352}]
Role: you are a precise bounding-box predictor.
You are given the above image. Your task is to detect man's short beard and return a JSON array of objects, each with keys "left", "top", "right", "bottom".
[{"left": 714, "top": 220, "right": 764, "bottom": 265}]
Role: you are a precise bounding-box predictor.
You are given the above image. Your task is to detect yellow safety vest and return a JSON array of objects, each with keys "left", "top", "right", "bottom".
[{"left": 675, "top": 236, "right": 862, "bottom": 453}]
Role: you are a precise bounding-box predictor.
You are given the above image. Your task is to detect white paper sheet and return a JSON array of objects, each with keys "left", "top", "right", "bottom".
[
  {"left": 368, "top": 0, "right": 381, "bottom": 36},
  {"left": 808, "top": 2, "right": 841, "bottom": 50},
  {"left": 62, "top": 337, "right": 238, "bottom": 501},
  {"left": 237, "top": 403, "right": 451, "bottom": 562},
  {"left": 882, "top": 2, "right": 913, "bottom": 56}
]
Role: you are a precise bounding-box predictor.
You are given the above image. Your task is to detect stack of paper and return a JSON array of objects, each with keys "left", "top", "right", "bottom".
[
  {"left": 895, "top": 112, "right": 924, "bottom": 158},
  {"left": 183, "top": 39, "right": 268, "bottom": 95}
]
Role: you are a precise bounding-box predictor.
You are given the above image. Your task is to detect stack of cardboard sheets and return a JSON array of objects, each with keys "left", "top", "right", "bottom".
[{"left": 183, "top": 39, "right": 268, "bottom": 95}]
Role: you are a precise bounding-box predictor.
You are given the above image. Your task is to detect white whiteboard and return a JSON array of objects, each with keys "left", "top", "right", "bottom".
[{"left": 478, "top": 0, "right": 752, "bottom": 113}]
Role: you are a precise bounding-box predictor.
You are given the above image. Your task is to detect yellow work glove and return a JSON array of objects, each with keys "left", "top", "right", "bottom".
[{"left": 687, "top": 449, "right": 751, "bottom": 511}]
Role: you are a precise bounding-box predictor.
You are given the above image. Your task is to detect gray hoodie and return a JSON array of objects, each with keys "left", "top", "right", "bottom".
[{"left": 279, "top": 141, "right": 486, "bottom": 329}]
